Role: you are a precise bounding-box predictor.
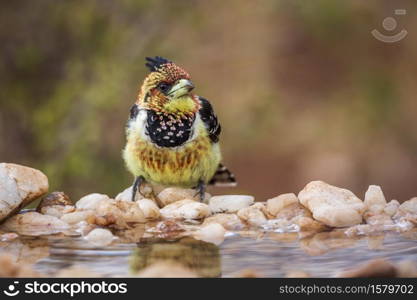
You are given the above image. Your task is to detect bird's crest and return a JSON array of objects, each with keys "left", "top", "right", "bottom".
[{"left": 145, "top": 56, "right": 172, "bottom": 72}]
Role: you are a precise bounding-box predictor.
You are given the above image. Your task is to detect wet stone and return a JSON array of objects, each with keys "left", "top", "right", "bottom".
[
  {"left": 209, "top": 195, "right": 254, "bottom": 213},
  {"left": 0, "top": 163, "right": 49, "bottom": 222},
  {"left": 298, "top": 181, "right": 365, "bottom": 227}
]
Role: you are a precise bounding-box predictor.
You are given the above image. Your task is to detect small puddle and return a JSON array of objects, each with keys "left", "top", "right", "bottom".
[{"left": 19, "top": 229, "right": 416, "bottom": 277}]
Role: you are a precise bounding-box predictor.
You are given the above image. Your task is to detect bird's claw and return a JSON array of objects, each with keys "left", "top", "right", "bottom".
[
  {"left": 193, "top": 180, "right": 206, "bottom": 202},
  {"left": 131, "top": 176, "right": 145, "bottom": 202}
]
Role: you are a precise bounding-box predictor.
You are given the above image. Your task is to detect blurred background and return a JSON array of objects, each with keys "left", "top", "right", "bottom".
[{"left": 1, "top": 0, "right": 416, "bottom": 202}]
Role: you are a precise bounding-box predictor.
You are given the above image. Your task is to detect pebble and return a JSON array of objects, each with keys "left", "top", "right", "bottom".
[
  {"left": 160, "top": 199, "right": 210, "bottom": 220},
  {"left": 398, "top": 197, "right": 417, "bottom": 214},
  {"left": 237, "top": 204, "right": 268, "bottom": 227},
  {"left": 298, "top": 181, "right": 365, "bottom": 227},
  {"left": 384, "top": 200, "right": 400, "bottom": 217},
  {"left": 89, "top": 199, "right": 146, "bottom": 228},
  {"left": 76, "top": 193, "right": 111, "bottom": 210},
  {"left": 115, "top": 186, "right": 138, "bottom": 202},
  {"left": 364, "top": 185, "right": 386, "bottom": 213},
  {"left": 393, "top": 197, "right": 417, "bottom": 225},
  {"left": 157, "top": 187, "right": 210, "bottom": 207},
  {"left": 0, "top": 232, "right": 19, "bottom": 242},
  {"left": 84, "top": 228, "right": 115, "bottom": 246},
  {"left": 60, "top": 211, "right": 95, "bottom": 225},
  {"left": 37, "top": 192, "right": 74, "bottom": 218},
  {"left": 0, "top": 212, "right": 70, "bottom": 236},
  {"left": 202, "top": 213, "right": 245, "bottom": 231},
  {"left": 192, "top": 223, "right": 226, "bottom": 245},
  {"left": 137, "top": 198, "right": 160, "bottom": 220},
  {"left": 266, "top": 193, "right": 299, "bottom": 217},
  {"left": 0, "top": 163, "right": 49, "bottom": 222},
  {"left": 209, "top": 195, "right": 254, "bottom": 213},
  {"left": 295, "top": 216, "right": 328, "bottom": 233}
]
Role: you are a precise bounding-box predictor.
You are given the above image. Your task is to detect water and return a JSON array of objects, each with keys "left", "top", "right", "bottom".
[{"left": 28, "top": 229, "right": 417, "bottom": 277}]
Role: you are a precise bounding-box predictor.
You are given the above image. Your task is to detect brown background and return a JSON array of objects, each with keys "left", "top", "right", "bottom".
[{"left": 1, "top": 0, "right": 416, "bottom": 202}]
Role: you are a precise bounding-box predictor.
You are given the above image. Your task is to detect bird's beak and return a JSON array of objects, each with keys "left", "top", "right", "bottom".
[{"left": 167, "top": 79, "right": 194, "bottom": 98}]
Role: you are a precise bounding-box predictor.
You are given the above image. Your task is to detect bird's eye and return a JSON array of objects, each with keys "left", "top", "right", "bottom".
[{"left": 157, "top": 82, "right": 170, "bottom": 94}]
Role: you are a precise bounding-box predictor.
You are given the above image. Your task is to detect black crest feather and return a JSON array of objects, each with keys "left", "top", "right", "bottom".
[{"left": 145, "top": 56, "right": 171, "bottom": 71}]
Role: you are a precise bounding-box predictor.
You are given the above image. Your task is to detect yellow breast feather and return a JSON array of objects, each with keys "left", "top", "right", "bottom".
[{"left": 123, "top": 117, "right": 221, "bottom": 188}]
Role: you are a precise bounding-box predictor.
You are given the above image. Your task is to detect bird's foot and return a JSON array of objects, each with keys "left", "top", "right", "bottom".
[
  {"left": 131, "top": 176, "right": 145, "bottom": 202},
  {"left": 193, "top": 180, "right": 206, "bottom": 202}
]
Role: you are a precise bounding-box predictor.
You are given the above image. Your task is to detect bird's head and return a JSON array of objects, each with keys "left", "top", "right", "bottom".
[{"left": 136, "top": 56, "right": 198, "bottom": 116}]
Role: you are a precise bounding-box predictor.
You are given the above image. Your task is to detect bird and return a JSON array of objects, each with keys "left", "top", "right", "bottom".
[{"left": 123, "top": 56, "right": 236, "bottom": 202}]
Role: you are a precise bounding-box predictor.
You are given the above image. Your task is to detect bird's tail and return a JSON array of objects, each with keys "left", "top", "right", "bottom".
[{"left": 208, "top": 163, "right": 237, "bottom": 187}]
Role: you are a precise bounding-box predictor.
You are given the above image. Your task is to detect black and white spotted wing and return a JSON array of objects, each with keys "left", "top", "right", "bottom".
[
  {"left": 146, "top": 110, "right": 195, "bottom": 147},
  {"left": 198, "top": 97, "right": 221, "bottom": 143}
]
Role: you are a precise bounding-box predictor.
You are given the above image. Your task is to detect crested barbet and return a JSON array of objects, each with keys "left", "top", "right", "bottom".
[{"left": 123, "top": 56, "right": 236, "bottom": 201}]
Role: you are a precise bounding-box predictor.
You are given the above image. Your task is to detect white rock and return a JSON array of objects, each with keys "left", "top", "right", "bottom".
[
  {"left": 393, "top": 197, "right": 417, "bottom": 225},
  {"left": 157, "top": 187, "right": 210, "bottom": 207},
  {"left": 0, "top": 212, "right": 69, "bottom": 236},
  {"left": 209, "top": 195, "right": 254, "bottom": 213},
  {"left": 160, "top": 199, "right": 210, "bottom": 220},
  {"left": 37, "top": 192, "right": 75, "bottom": 218},
  {"left": 273, "top": 202, "right": 310, "bottom": 221},
  {"left": 115, "top": 186, "right": 136, "bottom": 202},
  {"left": 364, "top": 185, "right": 387, "bottom": 213},
  {"left": 384, "top": 200, "right": 400, "bottom": 216},
  {"left": 394, "top": 219, "right": 415, "bottom": 231},
  {"left": 266, "top": 193, "right": 299, "bottom": 216},
  {"left": 0, "top": 163, "right": 49, "bottom": 221},
  {"left": 298, "top": 181, "right": 365, "bottom": 227},
  {"left": 37, "top": 191, "right": 74, "bottom": 218},
  {"left": 202, "top": 213, "right": 245, "bottom": 230},
  {"left": 40, "top": 205, "right": 75, "bottom": 218},
  {"left": 296, "top": 216, "right": 327, "bottom": 233},
  {"left": 84, "top": 228, "right": 115, "bottom": 246},
  {"left": 75, "top": 222, "right": 97, "bottom": 236},
  {"left": 237, "top": 205, "right": 267, "bottom": 227},
  {"left": 399, "top": 197, "right": 417, "bottom": 214},
  {"left": 93, "top": 199, "right": 146, "bottom": 227},
  {"left": 261, "top": 202, "right": 317, "bottom": 232},
  {"left": 76, "top": 193, "right": 111, "bottom": 210},
  {"left": 345, "top": 223, "right": 404, "bottom": 237},
  {"left": 192, "top": 223, "right": 226, "bottom": 245},
  {"left": 363, "top": 186, "right": 392, "bottom": 225},
  {"left": 365, "top": 214, "right": 394, "bottom": 226},
  {"left": 137, "top": 199, "right": 160, "bottom": 220},
  {"left": 252, "top": 202, "right": 269, "bottom": 213},
  {"left": 261, "top": 219, "right": 298, "bottom": 232},
  {"left": 61, "top": 211, "right": 94, "bottom": 225}
]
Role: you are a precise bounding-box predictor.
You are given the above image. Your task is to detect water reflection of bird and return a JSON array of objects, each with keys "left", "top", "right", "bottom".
[
  {"left": 123, "top": 56, "right": 236, "bottom": 201},
  {"left": 130, "top": 237, "right": 221, "bottom": 277}
]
